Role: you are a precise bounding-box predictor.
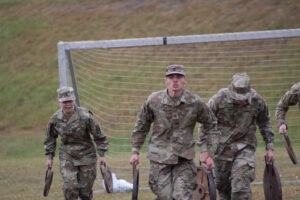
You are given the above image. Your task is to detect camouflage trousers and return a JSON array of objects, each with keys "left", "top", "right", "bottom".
[
  {"left": 60, "top": 159, "right": 97, "bottom": 200},
  {"left": 149, "top": 158, "right": 197, "bottom": 200},
  {"left": 215, "top": 147, "right": 256, "bottom": 200}
]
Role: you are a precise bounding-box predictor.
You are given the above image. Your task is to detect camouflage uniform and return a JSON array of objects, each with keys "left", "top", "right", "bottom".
[
  {"left": 275, "top": 82, "right": 300, "bottom": 128},
  {"left": 131, "top": 65, "right": 220, "bottom": 200},
  {"left": 44, "top": 87, "right": 108, "bottom": 200},
  {"left": 207, "top": 73, "right": 274, "bottom": 200}
]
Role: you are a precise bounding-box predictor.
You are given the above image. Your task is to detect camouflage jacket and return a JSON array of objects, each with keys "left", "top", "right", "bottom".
[
  {"left": 44, "top": 106, "right": 108, "bottom": 166},
  {"left": 208, "top": 88, "right": 274, "bottom": 159},
  {"left": 275, "top": 82, "right": 300, "bottom": 128},
  {"left": 131, "top": 89, "right": 220, "bottom": 164}
]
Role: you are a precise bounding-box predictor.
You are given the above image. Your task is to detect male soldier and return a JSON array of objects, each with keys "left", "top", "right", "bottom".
[
  {"left": 44, "top": 86, "right": 109, "bottom": 200},
  {"left": 275, "top": 82, "right": 300, "bottom": 135},
  {"left": 129, "top": 64, "right": 220, "bottom": 200},
  {"left": 207, "top": 73, "right": 274, "bottom": 200}
]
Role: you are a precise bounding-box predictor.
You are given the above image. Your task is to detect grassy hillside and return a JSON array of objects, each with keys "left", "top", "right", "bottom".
[{"left": 0, "top": 0, "right": 300, "bottom": 130}]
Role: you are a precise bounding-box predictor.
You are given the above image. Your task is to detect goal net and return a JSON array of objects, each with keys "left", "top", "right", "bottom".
[{"left": 58, "top": 29, "right": 300, "bottom": 189}]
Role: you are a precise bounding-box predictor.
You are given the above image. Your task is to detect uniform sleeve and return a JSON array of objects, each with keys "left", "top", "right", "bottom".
[
  {"left": 131, "top": 100, "right": 154, "bottom": 154},
  {"left": 43, "top": 120, "right": 58, "bottom": 160},
  {"left": 275, "top": 90, "right": 298, "bottom": 129},
  {"left": 88, "top": 115, "right": 109, "bottom": 157},
  {"left": 207, "top": 95, "right": 219, "bottom": 116},
  {"left": 197, "top": 97, "right": 220, "bottom": 158},
  {"left": 257, "top": 100, "right": 274, "bottom": 150}
]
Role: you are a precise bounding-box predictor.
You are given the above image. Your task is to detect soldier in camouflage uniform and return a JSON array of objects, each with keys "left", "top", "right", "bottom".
[
  {"left": 275, "top": 82, "right": 300, "bottom": 135},
  {"left": 44, "top": 86, "right": 109, "bottom": 200},
  {"left": 129, "top": 65, "right": 220, "bottom": 200},
  {"left": 207, "top": 73, "right": 274, "bottom": 200}
]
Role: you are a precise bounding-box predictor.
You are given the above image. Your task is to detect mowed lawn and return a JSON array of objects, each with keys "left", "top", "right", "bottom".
[{"left": 0, "top": 131, "right": 299, "bottom": 200}]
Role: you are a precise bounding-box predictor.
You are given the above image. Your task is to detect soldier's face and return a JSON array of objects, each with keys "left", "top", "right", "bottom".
[
  {"left": 59, "top": 100, "right": 75, "bottom": 114},
  {"left": 165, "top": 74, "right": 186, "bottom": 92}
]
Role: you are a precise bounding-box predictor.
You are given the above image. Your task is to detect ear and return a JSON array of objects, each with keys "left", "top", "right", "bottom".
[{"left": 183, "top": 76, "right": 187, "bottom": 84}]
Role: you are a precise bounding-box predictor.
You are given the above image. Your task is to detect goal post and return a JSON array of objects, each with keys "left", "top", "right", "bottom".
[{"left": 57, "top": 29, "right": 300, "bottom": 189}]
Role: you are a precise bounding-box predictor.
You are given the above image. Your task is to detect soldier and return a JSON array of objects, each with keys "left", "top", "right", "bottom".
[
  {"left": 129, "top": 64, "right": 220, "bottom": 200},
  {"left": 275, "top": 82, "right": 300, "bottom": 135},
  {"left": 44, "top": 86, "right": 109, "bottom": 200},
  {"left": 207, "top": 73, "right": 274, "bottom": 200}
]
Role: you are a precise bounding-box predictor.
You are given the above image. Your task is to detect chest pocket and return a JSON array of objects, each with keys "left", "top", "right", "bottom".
[
  {"left": 70, "top": 120, "right": 89, "bottom": 138},
  {"left": 158, "top": 104, "right": 197, "bottom": 129},
  {"left": 158, "top": 104, "right": 171, "bottom": 116},
  {"left": 56, "top": 120, "right": 87, "bottom": 137},
  {"left": 181, "top": 104, "right": 197, "bottom": 128},
  {"left": 217, "top": 104, "right": 235, "bottom": 126},
  {"left": 234, "top": 105, "right": 257, "bottom": 128}
]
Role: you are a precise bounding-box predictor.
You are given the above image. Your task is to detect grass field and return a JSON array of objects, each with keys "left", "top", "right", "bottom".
[
  {"left": 1, "top": 0, "right": 300, "bottom": 199},
  {"left": 0, "top": 130, "right": 299, "bottom": 200},
  {"left": 1, "top": 0, "right": 300, "bottom": 130}
]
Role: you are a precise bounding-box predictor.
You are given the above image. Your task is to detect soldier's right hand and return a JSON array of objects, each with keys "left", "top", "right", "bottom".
[
  {"left": 46, "top": 159, "right": 53, "bottom": 168},
  {"left": 99, "top": 157, "right": 106, "bottom": 166},
  {"left": 130, "top": 153, "right": 139, "bottom": 165},
  {"left": 200, "top": 151, "right": 209, "bottom": 163},
  {"left": 205, "top": 157, "right": 215, "bottom": 170},
  {"left": 279, "top": 124, "right": 287, "bottom": 135}
]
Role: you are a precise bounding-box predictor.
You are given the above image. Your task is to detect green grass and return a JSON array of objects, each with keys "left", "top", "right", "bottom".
[
  {"left": 0, "top": 134, "right": 44, "bottom": 159},
  {"left": 0, "top": 132, "right": 299, "bottom": 200},
  {"left": 0, "top": 0, "right": 300, "bottom": 130}
]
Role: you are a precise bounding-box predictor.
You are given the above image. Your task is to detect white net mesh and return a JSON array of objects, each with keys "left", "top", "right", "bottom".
[{"left": 67, "top": 37, "right": 300, "bottom": 188}]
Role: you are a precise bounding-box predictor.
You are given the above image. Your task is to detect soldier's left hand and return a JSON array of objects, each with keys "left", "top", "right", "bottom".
[
  {"left": 46, "top": 159, "right": 53, "bottom": 168},
  {"left": 99, "top": 157, "right": 106, "bottom": 165},
  {"left": 279, "top": 124, "right": 287, "bottom": 135}
]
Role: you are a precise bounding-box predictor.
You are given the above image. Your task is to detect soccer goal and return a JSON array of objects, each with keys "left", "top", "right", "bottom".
[{"left": 57, "top": 29, "right": 300, "bottom": 189}]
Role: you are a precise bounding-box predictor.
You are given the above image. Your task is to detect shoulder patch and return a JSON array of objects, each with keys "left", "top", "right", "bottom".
[
  {"left": 291, "top": 82, "right": 300, "bottom": 94},
  {"left": 147, "top": 90, "right": 164, "bottom": 104},
  {"left": 184, "top": 90, "right": 200, "bottom": 104},
  {"left": 252, "top": 89, "right": 263, "bottom": 101},
  {"left": 52, "top": 109, "right": 63, "bottom": 120},
  {"left": 78, "top": 107, "right": 93, "bottom": 118},
  {"left": 215, "top": 88, "right": 229, "bottom": 103}
]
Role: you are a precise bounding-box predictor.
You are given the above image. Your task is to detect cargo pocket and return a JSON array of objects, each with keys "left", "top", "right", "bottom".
[{"left": 231, "top": 159, "right": 255, "bottom": 193}]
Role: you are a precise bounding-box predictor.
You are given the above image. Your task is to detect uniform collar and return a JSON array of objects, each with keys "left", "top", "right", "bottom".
[
  {"left": 57, "top": 106, "right": 79, "bottom": 122},
  {"left": 162, "top": 89, "right": 187, "bottom": 106}
]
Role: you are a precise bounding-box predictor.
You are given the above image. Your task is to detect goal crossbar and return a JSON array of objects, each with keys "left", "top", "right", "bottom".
[{"left": 61, "top": 28, "right": 300, "bottom": 50}]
